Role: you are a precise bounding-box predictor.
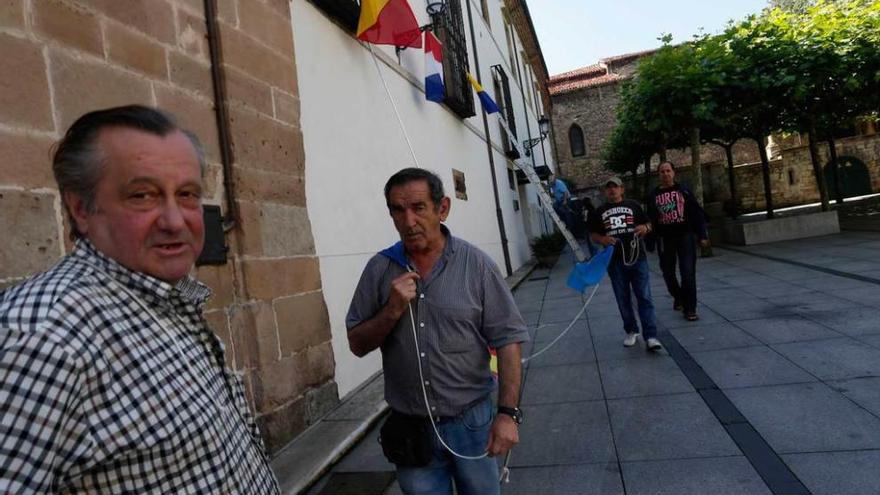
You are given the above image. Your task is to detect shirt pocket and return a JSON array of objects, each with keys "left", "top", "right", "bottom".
[{"left": 435, "top": 305, "right": 482, "bottom": 353}]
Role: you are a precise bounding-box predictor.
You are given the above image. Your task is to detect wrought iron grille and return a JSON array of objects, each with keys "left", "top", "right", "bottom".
[
  {"left": 491, "top": 64, "right": 519, "bottom": 159},
  {"left": 432, "top": 0, "right": 475, "bottom": 119}
]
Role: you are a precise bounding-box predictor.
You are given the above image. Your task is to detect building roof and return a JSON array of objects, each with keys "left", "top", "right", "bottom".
[{"left": 547, "top": 48, "right": 659, "bottom": 96}]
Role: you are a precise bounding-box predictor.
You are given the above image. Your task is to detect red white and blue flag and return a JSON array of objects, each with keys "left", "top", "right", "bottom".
[{"left": 424, "top": 31, "right": 445, "bottom": 103}]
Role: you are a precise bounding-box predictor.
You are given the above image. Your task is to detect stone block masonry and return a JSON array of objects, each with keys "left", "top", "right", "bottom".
[{"left": 0, "top": 0, "right": 336, "bottom": 455}]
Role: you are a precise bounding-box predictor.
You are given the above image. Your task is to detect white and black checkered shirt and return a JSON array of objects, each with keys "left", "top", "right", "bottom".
[{"left": 0, "top": 240, "right": 280, "bottom": 494}]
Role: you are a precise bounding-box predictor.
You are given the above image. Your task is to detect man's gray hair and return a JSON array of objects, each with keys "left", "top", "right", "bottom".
[{"left": 52, "top": 105, "right": 206, "bottom": 239}]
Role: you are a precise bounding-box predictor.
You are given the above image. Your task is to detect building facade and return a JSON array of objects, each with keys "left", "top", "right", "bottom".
[{"left": 0, "top": 0, "right": 553, "bottom": 455}]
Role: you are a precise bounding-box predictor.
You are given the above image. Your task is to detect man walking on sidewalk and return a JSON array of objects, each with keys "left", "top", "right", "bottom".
[
  {"left": 346, "top": 168, "right": 528, "bottom": 495},
  {"left": 647, "top": 161, "right": 710, "bottom": 321},
  {"left": 589, "top": 177, "right": 662, "bottom": 351}
]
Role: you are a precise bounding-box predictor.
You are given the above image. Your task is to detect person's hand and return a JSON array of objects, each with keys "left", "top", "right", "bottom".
[
  {"left": 486, "top": 414, "right": 519, "bottom": 457},
  {"left": 386, "top": 272, "right": 420, "bottom": 318},
  {"left": 600, "top": 235, "right": 618, "bottom": 247},
  {"left": 700, "top": 238, "right": 711, "bottom": 248},
  {"left": 634, "top": 225, "right": 649, "bottom": 237}
]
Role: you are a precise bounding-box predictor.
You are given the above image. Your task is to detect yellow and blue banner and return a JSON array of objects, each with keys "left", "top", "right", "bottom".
[{"left": 467, "top": 73, "right": 500, "bottom": 114}]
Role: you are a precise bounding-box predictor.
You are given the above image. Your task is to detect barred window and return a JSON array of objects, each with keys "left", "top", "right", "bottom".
[
  {"left": 433, "top": 0, "right": 475, "bottom": 119},
  {"left": 569, "top": 123, "right": 585, "bottom": 157},
  {"left": 491, "top": 64, "right": 519, "bottom": 159},
  {"left": 307, "top": 0, "right": 359, "bottom": 31}
]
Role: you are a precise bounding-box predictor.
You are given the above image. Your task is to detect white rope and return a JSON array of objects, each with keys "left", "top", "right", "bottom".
[
  {"left": 408, "top": 302, "right": 489, "bottom": 460},
  {"left": 367, "top": 44, "right": 421, "bottom": 168},
  {"left": 521, "top": 282, "right": 600, "bottom": 363}
]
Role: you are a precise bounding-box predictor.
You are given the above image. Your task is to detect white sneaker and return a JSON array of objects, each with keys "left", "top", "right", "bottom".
[
  {"left": 646, "top": 338, "right": 663, "bottom": 351},
  {"left": 623, "top": 333, "right": 639, "bottom": 347}
]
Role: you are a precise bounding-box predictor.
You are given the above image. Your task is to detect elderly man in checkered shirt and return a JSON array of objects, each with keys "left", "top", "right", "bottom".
[{"left": 0, "top": 106, "right": 280, "bottom": 493}]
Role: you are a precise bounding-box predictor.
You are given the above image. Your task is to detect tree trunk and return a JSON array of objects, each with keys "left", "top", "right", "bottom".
[
  {"left": 756, "top": 136, "right": 775, "bottom": 219},
  {"left": 659, "top": 147, "right": 667, "bottom": 162},
  {"left": 725, "top": 144, "right": 738, "bottom": 218},
  {"left": 643, "top": 157, "right": 652, "bottom": 202},
  {"left": 828, "top": 136, "right": 842, "bottom": 204},
  {"left": 631, "top": 166, "right": 639, "bottom": 197},
  {"left": 690, "top": 126, "right": 704, "bottom": 206},
  {"left": 807, "top": 120, "right": 830, "bottom": 211}
]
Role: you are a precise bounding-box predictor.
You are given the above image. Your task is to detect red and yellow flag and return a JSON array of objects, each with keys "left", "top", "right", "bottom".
[{"left": 357, "top": 0, "right": 422, "bottom": 48}]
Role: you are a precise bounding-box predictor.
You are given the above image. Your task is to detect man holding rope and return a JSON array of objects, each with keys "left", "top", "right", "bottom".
[
  {"left": 346, "top": 168, "right": 528, "bottom": 495},
  {"left": 589, "top": 177, "right": 662, "bottom": 351}
]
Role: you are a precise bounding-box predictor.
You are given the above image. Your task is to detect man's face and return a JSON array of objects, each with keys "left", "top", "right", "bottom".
[
  {"left": 658, "top": 163, "right": 675, "bottom": 187},
  {"left": 604, "top": 183, "right": 623, "bottom": 203},
  {"left": 67, "top": 127, "right": 205, "bottom": 284},
  {"left": 387, "top": 179, "right": 450, "bottom": 254}
]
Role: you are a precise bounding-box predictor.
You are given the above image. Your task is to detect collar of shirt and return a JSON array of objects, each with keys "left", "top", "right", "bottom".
[
  {"left": 409, "top": 224, "right": 457, "bottom": 286},
  {"left": 71, "top": 239, "right": 211, "bottom": 310}
]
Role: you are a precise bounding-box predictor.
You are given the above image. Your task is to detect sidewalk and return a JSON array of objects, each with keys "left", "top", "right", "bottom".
[{"left": 306, "top": 232, "right": 880, "bottom": 495}]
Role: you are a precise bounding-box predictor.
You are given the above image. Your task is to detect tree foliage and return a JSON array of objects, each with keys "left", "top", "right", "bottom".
[{"left": 602, "top": 0, "right": 880, "bottom": 216}]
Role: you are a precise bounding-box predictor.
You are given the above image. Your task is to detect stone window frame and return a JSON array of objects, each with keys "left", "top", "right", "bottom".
[{"left": 569, "top": 123, "right": 586, "bottom": 157}]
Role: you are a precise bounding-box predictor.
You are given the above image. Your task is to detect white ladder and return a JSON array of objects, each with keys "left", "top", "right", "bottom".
[{"left": 496, "top": 115, "right": 587, "bottom": 263}]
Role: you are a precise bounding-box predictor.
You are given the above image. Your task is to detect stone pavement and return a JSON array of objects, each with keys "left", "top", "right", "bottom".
[{"left": 305, "top": 231, "right": 880, "bottom": 495}]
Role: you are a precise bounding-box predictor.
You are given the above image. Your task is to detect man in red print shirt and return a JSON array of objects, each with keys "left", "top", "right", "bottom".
[{"left": 647, "top": 162, "right": 709, "bottom": 321}]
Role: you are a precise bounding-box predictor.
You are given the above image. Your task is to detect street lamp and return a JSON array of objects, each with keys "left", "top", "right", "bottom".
[
  {"left": 523, "top": 115, "right": 551, "bottom": 156},
  {"left": 426, "top": 1, "right": 447, "bottom": 16}
]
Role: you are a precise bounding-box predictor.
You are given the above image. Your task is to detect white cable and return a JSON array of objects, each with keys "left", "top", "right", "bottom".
[
  {"left": 367, "top": 44, "right": 421, "bottom": 168},
  {"left": 408, "top": 302, "right": 489, "bottom": 460},
  {"left": 521, "top": 282, "right": 600, "bottom": 363}
]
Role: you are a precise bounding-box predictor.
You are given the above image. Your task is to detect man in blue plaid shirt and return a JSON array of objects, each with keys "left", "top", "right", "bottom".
[{"left": 0, "top": 106, "right": 280, "bottom": 493}]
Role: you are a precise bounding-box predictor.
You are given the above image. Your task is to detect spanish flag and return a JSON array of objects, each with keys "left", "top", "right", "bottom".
[
  {"left": 357, "top": 0, "right": 422, "bottom": 48},
  {"left": 467, "top": 73, "right": 500, "bottom": 114}
]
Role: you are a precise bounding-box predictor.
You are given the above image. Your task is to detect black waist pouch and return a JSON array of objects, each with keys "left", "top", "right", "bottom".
[{"left": 378, "top": 411, "right": 433, "bottom": 467}]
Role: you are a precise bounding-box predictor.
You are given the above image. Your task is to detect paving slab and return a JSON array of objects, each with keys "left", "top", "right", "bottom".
[
  {"left": 332, "top": 427, "right": 394, "bottom": 473},
  {"left": 532, "top": 321, "right": 590, "bottom": 344},
  {"left": 733, "top": 316, "right": 841, "bottom": 344},
  {"left": 668, "top": 322, "right": 762, "bottom": 352},
  {"left": 510, "top": 401, "right": 616, "bottom": 467},
  {"left": 829, "top": 376, "right": 880, "bottom": 418},
  {"left": 690, "top": 346, "right": 816, "bottom": 389},
  {"left": 858, "top": 333, "right": 880, "bottom": 349},
  {"left": 726, "top": 382, "right": 880, "bottom": 453},
  {"left": 524, "top": 334, "right": 595, "bottom": 367},
  {"left": 607, "top": 393, "right": 740, "bottom": 462},
  {"left": 772, "top": 337, "right": 880, "bottom": 380},
  {"left": 501, "top": 464, "right": 623, "bottom": 495},
  {"left": 591, "top": 331, "right": 664, "bottom": 362},
  {"left": 622, "top": 456, "right": 772, "bottom": 495},
  {"left": 800, "top": 307, "right": 880, "bottom": 337},
  {"left": 520, "top": 363, "right": 604, "bottom": 405},
  {"left": 597, "top": 356, "right": 693, "bottom": 399},
  {"left": 782, "top": 450, "right": 880, "bottom": 495}
]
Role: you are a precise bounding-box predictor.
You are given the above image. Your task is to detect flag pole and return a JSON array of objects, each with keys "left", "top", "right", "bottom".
[{"left": 367, "top": 43, "right": 422, "bottom": 169}]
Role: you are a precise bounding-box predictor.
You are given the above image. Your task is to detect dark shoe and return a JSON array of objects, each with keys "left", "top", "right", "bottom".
[
  {"left": 673, "top": 300, "right": 683, "bottom": 311},
  {"left": 685, "top": 311, "right": 699, "bottom": 321}
]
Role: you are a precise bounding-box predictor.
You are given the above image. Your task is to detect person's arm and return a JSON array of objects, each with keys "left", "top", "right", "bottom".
[
  {"left": 1, "top": 332, "right": 83, "bottom": 492},
  {"left": 487, "top": 342, "right": 521, "bottom": 457},
  {"left": 633, "top": 202, "right": 652, "bottom": 237},
  {"left": 347, "top": 271, "right": 419, "bottom": 357}
]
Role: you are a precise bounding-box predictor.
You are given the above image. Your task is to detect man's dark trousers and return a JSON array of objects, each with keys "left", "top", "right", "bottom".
[{"left": 658, "top": 233, "right": 697, "bottom": 313}]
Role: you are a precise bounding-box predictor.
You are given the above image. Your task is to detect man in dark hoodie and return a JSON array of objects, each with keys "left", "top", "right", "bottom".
[{"left": 647, "top": 161, "right": 710, "bottom": 321}]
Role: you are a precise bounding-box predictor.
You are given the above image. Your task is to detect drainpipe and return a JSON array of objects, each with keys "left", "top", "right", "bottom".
[
  {"left": 204, "top": 0, "right": 238, "bottom": 230},
  {"left": 464, "top": 0, "right": 512, "bottom": 276}
]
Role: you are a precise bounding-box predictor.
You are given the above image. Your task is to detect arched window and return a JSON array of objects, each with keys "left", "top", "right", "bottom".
[{"left": 569, "top": 124, "right": 585, "bottom": 157}]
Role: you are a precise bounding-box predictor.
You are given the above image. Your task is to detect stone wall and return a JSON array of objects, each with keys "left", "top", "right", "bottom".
[
  {"left": 663, "top": 133, "right": 880, "bottom": 213},
  {"left": 0, "top": 0, "right": 335, "bottom": 454}
]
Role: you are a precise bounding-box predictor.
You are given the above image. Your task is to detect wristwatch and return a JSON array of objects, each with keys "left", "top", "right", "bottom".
[{"left": 497, "top": 406, "right": 523, "bottom": 425}]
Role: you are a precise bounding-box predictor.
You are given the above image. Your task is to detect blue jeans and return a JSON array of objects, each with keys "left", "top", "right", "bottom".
[
  {"left": 396, "top": 396, "right": 499, "bottom": 495},
  {"left": 607, "top": 259, "right": 658, "bottom": 339},
  {"left": 658, "top": 233, "right": 698, "bottom": 313}
]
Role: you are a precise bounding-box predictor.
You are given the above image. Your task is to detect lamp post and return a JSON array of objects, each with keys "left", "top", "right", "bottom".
[{"left": 523, "top": 115, "right": 550, "bottom": 156}]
